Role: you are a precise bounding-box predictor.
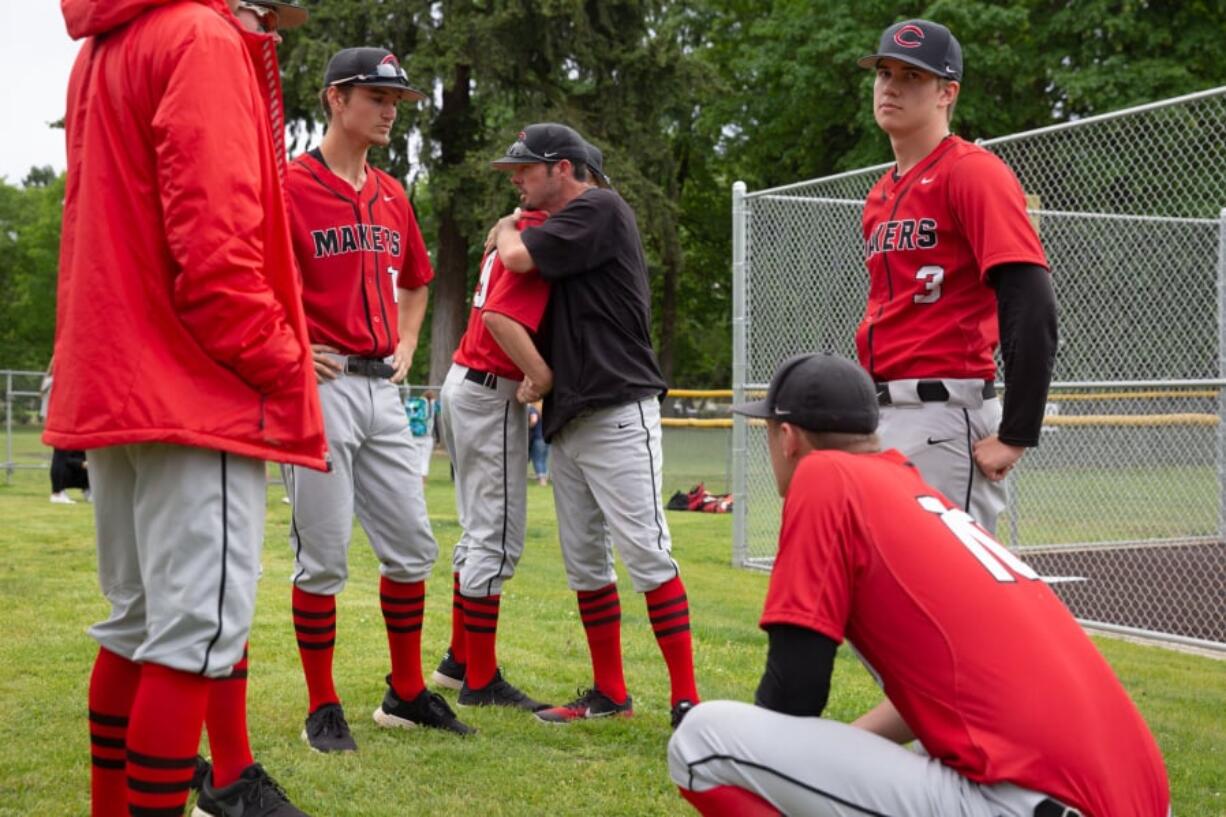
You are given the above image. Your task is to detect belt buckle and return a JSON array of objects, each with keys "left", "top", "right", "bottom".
[{"left": 344, "top": 357, "right": 363, "bottom": 376}]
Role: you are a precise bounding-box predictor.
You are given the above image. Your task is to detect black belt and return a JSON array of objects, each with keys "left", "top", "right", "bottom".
[
  {"left": 875, "top": 379, "right": 995, "bottom": 406},
  {"left": 345, "top": 357, "right": 395, "bottom": 379},
  {"left": 463, "top": 367, "right": 499, "bottom": 390},
  {"left": 1035, "top": 799, "right": 1081, "bottom": 817}
]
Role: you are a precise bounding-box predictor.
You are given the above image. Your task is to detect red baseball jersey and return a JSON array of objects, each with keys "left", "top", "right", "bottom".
[
  {"left": 453, "top": 210, "right": 551, "bottom": 379},
  {"left": 761, "top": 449, "right": 1169, "bottom": 817},
  {"left": 855, "top": 136, "right": 1047, "bottom": 381},
  {"left": 286, "top": 151, "right": 434, "bottom": 357}
]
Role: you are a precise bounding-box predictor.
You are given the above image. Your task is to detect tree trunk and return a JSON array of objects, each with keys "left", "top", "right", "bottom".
[{"left": 427, "top": 62, "right": 473, "bottom": 387}]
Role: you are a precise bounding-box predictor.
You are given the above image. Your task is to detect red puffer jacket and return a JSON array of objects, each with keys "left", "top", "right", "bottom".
[{"left": 46, "top": 0, "right": 327, "bottom": 470}]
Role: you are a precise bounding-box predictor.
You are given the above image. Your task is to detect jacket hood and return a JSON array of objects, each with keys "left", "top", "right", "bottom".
[{"left": 62, "top": 0, "right": 221, "bottom": 40}]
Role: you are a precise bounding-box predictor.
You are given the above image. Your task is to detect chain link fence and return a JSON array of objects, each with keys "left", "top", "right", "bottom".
[{"left": 732, "top": 87, "right": 1226, "bottom": 651}]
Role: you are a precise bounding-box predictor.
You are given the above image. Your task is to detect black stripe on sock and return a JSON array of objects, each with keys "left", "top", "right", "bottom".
[
  {"left": 385, "top": 623, "right": 424, "bottom": 634},
  {"left": 296, "top": 639, "right": 336, "bottom": 651},
  {"left": 462, "top": 595, "right": 501, "bottom": 608},
  {"left": 379, "top": 591, "right": 426, "bottom": 605},
  {"left": 126, "top": 750, "right": 197, "bottom": 770},
  {"left": 463, "top": 624, "right": 496, "bottom": 634},
  {"left": 88, "top": 709, "right": 128, "bottom": 727},
  {"left": 653, "top": 623, "right": 691, "bottom": 639},
  {"left": 577, "top": 585, "right": 617, "bottom": 603},
  {"left": 647, "top": 592, "right": 688, "bottom": 612},
  {"left": 128, "top": 776, "right": 191, "bottom": 794},
  {"left": 91, "top": 734, "right": 125, "bottom": 749},
  {"left": 582, "top": 613, "right": 622, "bottom": 629},
  {"left": 91, "top": 754, "right": 125, "bottom": 769},
  {"left": 291, "top": 607, "right": 336, "bottom": 620},
  {"left": 650, "top": 608, "right": 690, "bottom": 626},
  {"left": 293, "top": 622, "right": 336, "bottom": 635},
  {"left": 579, "top": 599, "right": 620, "bottom": 616}
]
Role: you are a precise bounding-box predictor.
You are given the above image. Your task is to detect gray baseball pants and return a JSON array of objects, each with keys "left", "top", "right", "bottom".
[
  {"left": 876, "top": 379, "right": 1006, "bottom": 533},
  {"left": 549, "top": 398, "right": 679, "bottom": 593},
  {"left": 287, "top": 365, "right": 437, "bottom": 595},
  {"left": 437, "top": 363, "right": 528, "bottom": 597},
  {"left": 88, "top": 443, "right": 265, "bottom": 678},
  {"left": 669, "top": 700, "right": 1072, "bottom": 817}
]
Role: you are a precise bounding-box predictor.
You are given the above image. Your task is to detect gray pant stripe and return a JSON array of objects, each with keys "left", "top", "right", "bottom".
[{"left": 200, "top": 452, "right": 228, "bottom": 675}]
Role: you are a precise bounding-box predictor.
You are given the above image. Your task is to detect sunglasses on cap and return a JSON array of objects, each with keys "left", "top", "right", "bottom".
[
  {"left": 328, "top": 62, "right": 411, "bottom": 87},
  {"left": 236, "top": 1, "right": 279, "bottom": 33}
]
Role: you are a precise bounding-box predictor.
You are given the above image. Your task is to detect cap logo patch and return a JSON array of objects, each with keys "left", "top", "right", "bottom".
[
  {"left": 893, "top": 24, "right": 925, "bottom": 48},
  {"left": 380, "top": 54, "right": 400, "bottom": 67}
]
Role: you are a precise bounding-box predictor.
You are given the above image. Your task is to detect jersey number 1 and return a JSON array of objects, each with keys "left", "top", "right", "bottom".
[
  {"left": 913, "top": 265, "right": 944, "bottom": 304},
  {"left": 473, "top": 252, "right": 497, "bottom": 309},
  {"left": 916, "top": 495, "right": 1039, "bottom": 582}
]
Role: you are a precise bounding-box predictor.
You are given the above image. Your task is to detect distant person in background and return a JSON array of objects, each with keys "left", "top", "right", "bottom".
[
  {"left": 527, "top": 402, "right": 548, "bottom": 486},
  {"left": 406, "top": 389, "right": 437, "bottom": 486}
]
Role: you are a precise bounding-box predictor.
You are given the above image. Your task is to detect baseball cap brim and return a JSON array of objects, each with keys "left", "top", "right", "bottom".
[
  {"left": 729, "top": 398, "right": 773, "bottom": 419},
  {"left": 251, "top": 0, "right": 308, "bottom": 29},
  {"left": 856, "top": 53, "right": 949, "bottom": 77}
]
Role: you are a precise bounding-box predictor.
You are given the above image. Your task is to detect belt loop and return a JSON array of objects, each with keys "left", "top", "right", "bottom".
[{"left": 484, "top": 372, "right": 496, "bottom": 388}]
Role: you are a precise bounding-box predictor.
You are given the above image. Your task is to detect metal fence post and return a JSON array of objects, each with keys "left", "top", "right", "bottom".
[
  {"left": 731, "top": 181, "right": 748, "bottom": 567},
  {"left": 5, "top": 371, "right": 13, "bottom": 484},
  {"left": 1218, "top": 208, "right": 1226, "bottom": 543}
]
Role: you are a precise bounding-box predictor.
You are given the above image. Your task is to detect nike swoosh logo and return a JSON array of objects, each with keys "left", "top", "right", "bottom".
[
  {"left": 926, "top": 436, "right": 953, "bottom": 445},
  {"left": 920, "top": 177, "right": 935, "bottom": 185},
  {"left": 617, "top": 422, "right": 632, "bottom": 429},
  {"left": 543, "top": 151, "right": 558, "bottom": 158},
  {"left": 383, "top": 194, "right": 395, "bottom": 202}
]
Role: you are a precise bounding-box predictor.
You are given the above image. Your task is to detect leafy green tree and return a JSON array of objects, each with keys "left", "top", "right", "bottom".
[{"left": 0, "top": 170, "right": 64, "bottom": 370}]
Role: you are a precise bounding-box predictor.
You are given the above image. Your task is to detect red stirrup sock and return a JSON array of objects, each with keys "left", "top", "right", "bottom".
[
  {"left": 88, "top": 647, "right": 141, "bottom": 817},
  {"left": 462, "top": 593, "right": 501, "bottom": 689},
  {"left": 381, "top": 576, "right": 426, "bottom": 700},
  {"left": 125, "top": 663, "right": 209, "bottom": 816},
  {"left": 292, "top": 586, "right": 340, "bottom": 712},
  {"left": 578, "top": 583, "right": 627, "bottom": 703},
  {"left": 205, "top": 643, "right": 253, "bottom": 788},
  {"left": 645, "top": 576, "right": 699, "bottom": 706},
  {"left": 448, "top": 572, "right": 466, "bottom": 663}
]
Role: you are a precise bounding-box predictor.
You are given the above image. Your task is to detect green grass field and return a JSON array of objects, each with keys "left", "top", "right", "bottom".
[{"left": 1, "top": 428, "right": 1224, "bottom": 815}]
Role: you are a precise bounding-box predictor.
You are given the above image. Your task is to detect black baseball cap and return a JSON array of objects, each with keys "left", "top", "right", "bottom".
[
  {"left": 584, "top": 141, "right": 611, "bottom": 186},
  {"left": 491, "top": 123, "right": 591, "bottom": 167},
  {"left": 857, "top": 19, "right": 963, "bottom": 81},
  {"left": 731, "top": 353, "right": 879, "bottom": 434},
  {"left": 323, "top": 48, "right": 426, "bottom": 102}
]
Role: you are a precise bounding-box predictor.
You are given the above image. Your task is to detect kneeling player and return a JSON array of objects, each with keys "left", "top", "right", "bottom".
[{"left": 667, "top": 353, "right": 1169, "bottom": 817}]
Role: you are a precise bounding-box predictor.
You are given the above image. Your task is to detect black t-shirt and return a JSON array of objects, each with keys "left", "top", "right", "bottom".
[{"left": 522, "top": 188, "right": 666, "bottom": 440}]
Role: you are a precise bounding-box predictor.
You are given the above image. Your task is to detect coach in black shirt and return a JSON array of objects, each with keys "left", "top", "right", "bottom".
[{"left": 488, "top": 122, "right": 700, "bottom": 727}]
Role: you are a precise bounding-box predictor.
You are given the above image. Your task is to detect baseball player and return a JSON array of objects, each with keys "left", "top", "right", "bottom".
[
  {"left": 490, "top": 123, "right": 699, "bottom": 726},
  {"left": 51, "top": 1, "right": 327, "bottom": 815},
  {"left": 668, "top": 353, "right": 1170, "bottom": 817},
  {"left": 855, "top": 19, "right": 1058, "bottom": 533},
  {"left": 283, "top": 46, "right": 472, "bottom": 752},
  {"left": 429, "top": 141, "right": 608, "bottom": 708}
]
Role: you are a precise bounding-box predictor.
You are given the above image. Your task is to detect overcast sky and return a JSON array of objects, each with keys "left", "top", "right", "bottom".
[{"left": 0, "top": 4, "right": 81, "bottom": 184}]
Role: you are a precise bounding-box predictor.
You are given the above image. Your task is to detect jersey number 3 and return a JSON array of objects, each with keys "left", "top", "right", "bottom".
[
  {"left": 913, "top": 265, "right": 944, "bottom": 304},
  {"left": 917, "top": 495, "right": 1039, "bottom": 582}
]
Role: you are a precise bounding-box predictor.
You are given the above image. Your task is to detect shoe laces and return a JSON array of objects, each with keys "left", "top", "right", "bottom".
[
  {"left": 424, "top": 690, "right": 456, "bottom": 719},
  {"left": 561, "top": 687, "right": 603, "bottom": 711},
  {"left": 310, "top": 705, "right": 349, "bottom": 738},
  {"left": 243, "top": 764, "right": 289, "bottom": 806},
  {"left": 489, "top": 676, "right": 529, "bottom": 703}
]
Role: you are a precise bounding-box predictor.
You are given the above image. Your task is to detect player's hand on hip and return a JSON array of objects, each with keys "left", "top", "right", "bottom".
[
  {"left": 973, "top": 435, "right": 1024, "bottom": 481},
  {"left": 311, "top": 344, "right": 343, "bottom": 383},
  {"left": 390, "top": 342, "right": 415, "bottom": 384}
]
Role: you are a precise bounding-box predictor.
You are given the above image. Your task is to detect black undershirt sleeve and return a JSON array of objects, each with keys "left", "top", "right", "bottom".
[
  {"left": 987, "top": 262, "right": 1058, "bottom": 447},
  {"left": 754, "top": 625, "right": 837, "bottom": 717}
]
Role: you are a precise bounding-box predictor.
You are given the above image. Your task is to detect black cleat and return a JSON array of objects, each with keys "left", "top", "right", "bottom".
[
  {"left": 300, "top": 703, "right": 358, "bottom": 753},
  {"left": 190, "top": 754, "right": 211, "bottom": 791},
  {"left": 535, "top": 687, "right": 634, "bottom": 724},
  {"left": 373, "top": 676, "right": 475, "bottom": 736},
  {"left": 457, "top": 669, "right": 549, "bottom": 712},
  {"left": 430, "top": 649, "right": 465, "bottom": 690},
  {"left": 670, "top": 699, "right": 697, "bottom": 729},
  {"left": 191, "top": 762, "right": 310, "bottom": 817}
]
